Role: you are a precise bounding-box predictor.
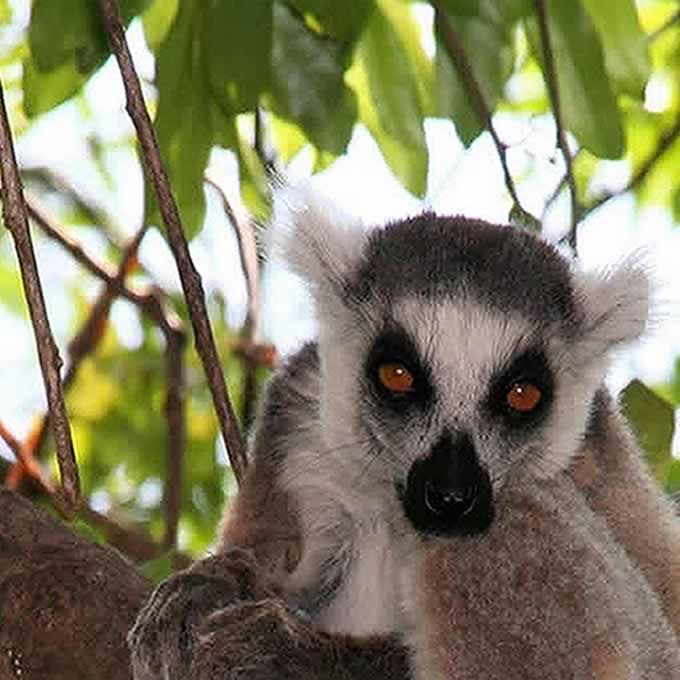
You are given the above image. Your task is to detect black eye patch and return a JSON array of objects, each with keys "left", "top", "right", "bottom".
[
  {"left": 365, "top": 327, "right": 433, "bottom": 411},
  {"left": 485, "top": 347, "right": 554, "bottom": 429}
]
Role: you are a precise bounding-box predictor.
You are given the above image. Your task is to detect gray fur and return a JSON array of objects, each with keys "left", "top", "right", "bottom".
[
  {"left": 350, "top": 213, "right": 578, "bottom": 328},
  {"left": 249, "top": 341, "right": 320, "bottom": 465}
]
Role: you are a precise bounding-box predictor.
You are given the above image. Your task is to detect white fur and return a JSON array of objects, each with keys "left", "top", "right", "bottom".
[
  {"left": 270, "top": 183, "right": 367, "bottom": 309},
  {"left": 573, "top": 254, "right": 650, "bottom": 357}
]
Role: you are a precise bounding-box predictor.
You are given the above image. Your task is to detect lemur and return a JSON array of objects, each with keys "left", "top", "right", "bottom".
[{"left": 129, "top": 186, "right": 680, "bottom": 679}]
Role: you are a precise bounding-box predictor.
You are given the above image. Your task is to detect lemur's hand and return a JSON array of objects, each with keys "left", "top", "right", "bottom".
[
  {"left": 128, "top": 548, "right": 276, "bottom": 680},
  {"left": 190, "top": 598, "right": 330, "bottom": 680},
  {"left": 129, "top": 547, "right": 411, "bottom": 680},
  {"left": 192, "top": 598, "right": 412, "bottom": 680}
]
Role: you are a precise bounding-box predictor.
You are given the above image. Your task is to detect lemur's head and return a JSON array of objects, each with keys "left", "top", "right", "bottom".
[{"left": 273, "top": 186, "right": 649, "bottom": 538}]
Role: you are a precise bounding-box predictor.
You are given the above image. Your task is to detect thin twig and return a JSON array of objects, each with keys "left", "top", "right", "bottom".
[
  {"left": 205, "top": 177, "right": 278, "bottom": 428},
  {"left": 0, "top": 417, "right": 55, "bottom": 495},
  {"left": 204, "top": 177, "right": 258, "bottom": 336},
  {"left": 26, "top": 198, "right": 188, "bottom": 550},
  {"left": 583, "top": 114, "right": 680, "bottom": 219},
  {"left": 161, "top": 329, "right": 185, "bottom": 551},
  {"left": 27, "top": 196, "right": 177, "bottom": 333},
  {"left": 27, "top": 198, "right": 117, "bottom": 283},
  {"left": 0, "top": 77, "right": 81, "bottom": 514},
  {"left": 430, "top": 0, "right": 537, "bottom": 228},
  {"left": 533, "top": 0, "right": 582, "bottom": 252},
  {"left": 254, "top": 107, "right": 277, "bottom": 177},
  {"left": 649, "top": 9, "right": 680, "bottom": 43},
  {"left": 80, "top": 505, "right": 190, "bottom": 567},
  {"left": 22, "top": 165, "right": 125, "bottom": 250},
  {"left": 97, "top": 0, "right": 247, "bottom": 483},
  {"left": 13, "top": 220, "right": 149, "bottom": 478}
]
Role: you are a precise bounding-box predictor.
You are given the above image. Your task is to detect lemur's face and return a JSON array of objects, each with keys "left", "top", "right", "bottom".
[
  {"left": 353, "top": 298, "right": 562, "bottom": 538},
  {"left": 275, "top": 188, "right": 649, "bottom": 539}
]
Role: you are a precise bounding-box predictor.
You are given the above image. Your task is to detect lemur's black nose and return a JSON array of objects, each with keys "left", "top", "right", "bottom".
[{"left": 400, "top": 433, "right": 494, "bottom": 537}]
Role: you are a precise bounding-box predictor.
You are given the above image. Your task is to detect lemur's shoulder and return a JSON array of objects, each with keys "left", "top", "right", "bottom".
[
  {"left": 250, "top": 341, "right": 321, "bottom": 465},
  {"left": 219, "top": 342, "right": 320, "bottom": 578}
]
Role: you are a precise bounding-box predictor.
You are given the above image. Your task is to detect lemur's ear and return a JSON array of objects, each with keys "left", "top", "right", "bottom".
[
  {"left": 573, "top": 255, "right": 651, "bottom": 357},
  {"left": 269, "top": 183, "right": 367, "bottom": 302}
]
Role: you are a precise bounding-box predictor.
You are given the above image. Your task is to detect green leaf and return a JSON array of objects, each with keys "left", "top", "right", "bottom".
[
  {"left": 0, "top": 0, "right": 12, "bottom": 25},
  {"left": 270, "top": 114, "right": 308, "bottom": 163},
  {"left": 237, "top": 131, "right": 271, "bottom": 220},
  {"left": 29, "top": 0, "right": 150, "bottom": 72},
  {"left": 637, "top": 123, "right": 680, "bottom": 210},
  {"left": 286, "top": 0, "right": 373, "bottom": 43},
  {"left": 270, "top": 3, "right": 357, "bottom": 155},
  {"left": 29, "top": 0, "right": 101, "bottom": 72},
  {"left": 580, "top": 0, "right": 650, "bottom": 99},
  {"left": 621, "top": 379, "right": 675, "bottom": 475},
  {"left": 436, "top": 1, "right": 516, "bottom": 145},
  {"left": 670, "top": 358, "right": 680, "bottom": 407},
  {"left": 525, "top": 1, "right": 624, "bottom": 159},
  {"left": 143, "top": 0, "right": 180, "bottom": 50},
  {"left": 351, "top": 2, "right": 427, "bottom": 195},
  {"left": 662, "top": 459, "right": 680, "bottom": 496},
  {"left": 22, "top": 56, "right": 89, "bottom": 117},
  {"left": 0, "top": 259, "right": 27, "bottom": 317},
  {"left": 140, "top": 552, "right": 175, "bottom": 582},
  {"left": 380, "top": 0, "right": 434, "bottom": 115},
  {"left": 673, "top": 187, "right": 680, "bottom": 227},
  {"left": 25, "top": 0, "right": 152, "bottom": 116},
  {"left": 359, "top": 2, "right": 424, "bottom": 146},
  {"left": 203, "top": 0, "right": 272, "bottom": 114},
  {"left": 150, "top": 0, "right": 213, "bottom": 238}
]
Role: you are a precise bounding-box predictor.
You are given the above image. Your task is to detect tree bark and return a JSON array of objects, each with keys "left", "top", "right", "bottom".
[{"left": 0, "top": 490, "right": 151, "bottom": 680}]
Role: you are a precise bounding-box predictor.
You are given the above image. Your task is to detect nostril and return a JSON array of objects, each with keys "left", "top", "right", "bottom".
[{"left": 424, "top": 479, "right": 477, "bottom": 517}]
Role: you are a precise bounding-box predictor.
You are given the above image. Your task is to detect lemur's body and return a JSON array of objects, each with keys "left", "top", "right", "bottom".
[{"left": 130, "top": 187, "right": 680, "bottom": 679}]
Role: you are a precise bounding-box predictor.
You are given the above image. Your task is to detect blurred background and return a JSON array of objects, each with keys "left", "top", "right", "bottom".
[{"left": 0, "top": 0, "right": 679, "bottom": 572}]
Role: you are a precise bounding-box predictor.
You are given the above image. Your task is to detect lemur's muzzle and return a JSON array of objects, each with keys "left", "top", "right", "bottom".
[{"left": 400, "top": 433, "right": 494, "bottom": 537}]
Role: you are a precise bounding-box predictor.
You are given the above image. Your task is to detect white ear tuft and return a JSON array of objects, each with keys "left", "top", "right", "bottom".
[
  {"left": 268, "top": 182, "right": 367, "bottom": 299},
  {"left": 574, "top": 253, "right": 651, "bottom": 355}
]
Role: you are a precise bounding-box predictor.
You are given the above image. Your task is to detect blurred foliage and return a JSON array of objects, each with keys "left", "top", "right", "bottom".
[
  {"left": 622, "top": 379, "right": 679, "bottom": 494},
  {"left": 0, "top": 0, "right": 679, "bottom": 575},
  {"left": 14, "top": 0, "right": 680, "bottom": 227}
]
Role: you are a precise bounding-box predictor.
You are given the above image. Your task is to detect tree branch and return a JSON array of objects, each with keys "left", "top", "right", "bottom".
[
  {"left": 3, "top": 218, "right": 150, "bottom": 496},
  {"left": 0, "top": 440, "right": 190, "bottom": 568},
  {"left": 22, "top": 164, "right": 126, "bottom": 250},
  {"left": 0, "top": 77, "right": 80, "bottom": 514},
  {"left": 25, "top": 197, "right": 188, "bottom": 551},
  {"left": 0, "top": 417, "right": 55, "bottom": 496},
  {"left": 97, "top": 0, "right": 247, "bottom": 483},
  {"left": 649, "top": 9, "right": 680, "bottom": 43},
  {"left": 533, "top": 0, "right": 582, "bottom": 251},
  {"left": 0, "top": 489, "right": 151, "bottom": 680},
  {"left": 162, "top": 328, "right": 185, "bottom": 552},
  {"left": 205, "top": 177, "right": 278, "bottom": 429},
  {"left": 430, "top": 0, "right": 538, "bottom": 228},
  {"left": 583, "top": 114, "right": 680, "bottom": 219}
]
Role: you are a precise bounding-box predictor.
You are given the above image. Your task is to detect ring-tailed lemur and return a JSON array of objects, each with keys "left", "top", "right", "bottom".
[{"left": 129, "top": 186, "right": 680, "bottom": 680}]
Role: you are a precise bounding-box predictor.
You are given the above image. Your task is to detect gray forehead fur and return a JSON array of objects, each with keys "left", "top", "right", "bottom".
[{"left": 348, "top": 213, "right": 578, "bottom": 327}]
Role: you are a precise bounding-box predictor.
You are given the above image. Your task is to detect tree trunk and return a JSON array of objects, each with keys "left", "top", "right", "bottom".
[{"left": 0, "top": 490, "right": 151, "bottom": 680}]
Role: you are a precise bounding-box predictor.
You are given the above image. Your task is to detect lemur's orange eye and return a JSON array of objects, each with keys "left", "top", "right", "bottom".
[
  {"left": 506, "top": 382, "right": 542, "bottom": 413},
  {"left": 378, "top": 363, "right": 415, "bottom": 393}
]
